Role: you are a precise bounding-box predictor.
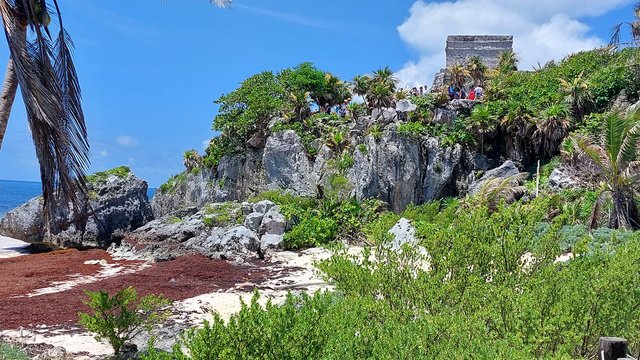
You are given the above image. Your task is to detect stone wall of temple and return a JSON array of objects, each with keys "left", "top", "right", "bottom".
[{"left": 445, "top": 35, "right": 513, "bottom": 69}]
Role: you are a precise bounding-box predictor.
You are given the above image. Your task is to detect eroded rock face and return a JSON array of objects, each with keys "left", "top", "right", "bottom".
[
  {"left": 118, "top": 201, "right": 286, "bottom": 262},
  {"left": 548, "top": 168, "right": 579, "bottom": 191},
  {"left": 263, "top": 130, "right": 318, "bottom": 197},
  {"left": 0, "top": 171, "right": 153, "bottom": 248}
]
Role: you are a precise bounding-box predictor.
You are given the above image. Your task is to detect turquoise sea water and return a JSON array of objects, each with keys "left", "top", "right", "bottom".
[{"left": 0, "top": 179, "right": 156, "bottom": 218}]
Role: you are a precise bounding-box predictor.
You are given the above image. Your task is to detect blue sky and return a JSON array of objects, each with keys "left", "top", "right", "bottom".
[{"left": 0, "top": 0, "right": 635, "bottom": 187}]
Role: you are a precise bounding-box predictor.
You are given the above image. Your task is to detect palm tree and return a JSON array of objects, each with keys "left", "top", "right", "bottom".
[
  {"left": 287, "top": 90, "right": 311, "bottom": 121},
  {"left": 571, "top": 112, "right": 640, "bottom": 230},
  {"left": 610, "top": 1, "right": 640, "bottom": 46},
  {"left": 559, "top": 72, "right": 592, "bottom": 123},
  {"left": 467, "top": 105, "right": 495, "bottom": 154},
  {"left": 0, "top": 0, "right": 89, "bottom": 226},
  {"left": 467, "top": 56, "right": 487, "bottom": 86},
  {"left": 498, "top": 51, "right": 519, "bottom": 74},
  {"left": 501, "top": 101, "right": 535, "bottom": 160},
  {"left": 533, "top": 104, "right": 571, "bottom": 158},
  {"left": 372, "top": 67, "right": 396, "bottom": 93},
  {"left": 448, "top": 63, "right": 470, "bottom": 88},
  {"left": 367, "top": 82, "right": 394, "bottom": 115},
  {"left": 352, "top": 75, "right": 370, "bottom": 107},
  {"left": 183, "top": 150, "right": 202, "bottom": 171}
]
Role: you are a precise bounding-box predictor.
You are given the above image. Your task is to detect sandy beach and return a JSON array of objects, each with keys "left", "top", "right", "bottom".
[{"left": 0, "top": 236, "right": 29, "bottom": 259}]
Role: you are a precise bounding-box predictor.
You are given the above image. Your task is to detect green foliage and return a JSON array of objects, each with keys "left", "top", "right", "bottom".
[
  {"left": 397, "top": 121, "right": 427, "bottom": 139},
  {"left": 334, "top": 153, "right": 354, "bottom": 173},
  {"left": 357, "top": 143, "right": 368, "bottom": 154},
  {"left": 202, "top": 202, "right": 242, "bottom": 227},
  {"left": 368, "top": 124, "right": 382, "bottom": 140},
  {"left": 166, "top": 216, "right": 183, "bottom": 225},
  {"left": 86, "top": 166, "right": 131, "bottom": 184},
  {"left": 78, "top": 287, "right": 171, "bottom": 356},
  {"left": 0, "top": 343, "right": 29, "bottom": 360},
  {"left": 159, "top": 173, "right": 187, "bottom": 194}
]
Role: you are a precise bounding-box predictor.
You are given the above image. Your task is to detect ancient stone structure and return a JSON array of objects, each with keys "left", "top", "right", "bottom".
[
  {"left": 432, "top": 35, "right": 513, "bottom": 90},
  {"left": 445, "top": 35, "right": 513, "bottom": 69}
]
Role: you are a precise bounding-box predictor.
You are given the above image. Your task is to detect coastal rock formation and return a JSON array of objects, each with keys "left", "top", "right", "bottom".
[
  {"left": 468, "top": 160, "right": 521, "bottom": 195},
  {"left": 153, "top": 125, "right": 480, "bottom": 215},
  {"left": 0, "top": 168, "right": 153, "bottom": 248},
  {"left": 117, "top": 201, "right": 286, "bottom": 261}
]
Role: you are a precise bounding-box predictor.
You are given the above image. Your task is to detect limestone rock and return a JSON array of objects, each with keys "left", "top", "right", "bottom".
[
  {"left": 244, "top": 212, "right": 264, "bottom": 232},
  {"left": 263, "top": 130, "right": 317, "bottom": 197},
  {"left": 469, "top": 160, "right": 520, "bottom": 195},
  {"left": 261, "top": 234, "right": 284, "bottom": 249},
  {"left": 253, "top": 200, "right": 275, "bottom": 215},
  {"left": 548, "top": 168, "right": 579, "bottom": 191},
  {"left": 0, "top": 169, "right": 153, "bottom": 248},
  {"left": 388, "top": 218, "right": 418, "bottom": 251},
  {"left": 259, "top": 206, "right": 286, "bottom": 236},
  {"left": 423, "top": 138, "right": 463, "bottom": 200}
]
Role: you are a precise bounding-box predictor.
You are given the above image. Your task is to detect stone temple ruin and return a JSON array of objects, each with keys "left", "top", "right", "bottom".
[{"left": 432, "top": 35, "right": 513, "bottom": 89}]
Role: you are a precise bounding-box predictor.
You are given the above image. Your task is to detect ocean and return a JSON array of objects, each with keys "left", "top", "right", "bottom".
[{"left": 0, "top": 179, "right": 156, "bottom": 218}]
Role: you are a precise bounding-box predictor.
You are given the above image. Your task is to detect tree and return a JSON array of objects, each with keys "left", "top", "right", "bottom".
[
  {"left": 351, "top": 75, "right": 370, "bottom": 108},
  {"left": 286, "top": 89, "right": 311, "bottom": 122},
  {"left": 78, "top": 287, "right": 171, "bottom": 356},
  {"left": 372, "top": 67, "right": 396, "bottom": 93},
  {"left": 559, "top": 72, "right": 592, "bottom": 123},
  {"left": 610, "top": 1, "right": 640, "bottom": 46},
  {"left": 533, "top": 104, "right": 571, "bottom": 158},
  {"left": 466, "top": 56, "right": 487, "bottom": 86},
  {"left": 367, "top": 82, "right": 394, "bottom": 114},
  {"left": 183, "top": 150, "right": 202, "bottom": 171},
  {"left": 467, "top": 105, "right": 495, "bottom": 154},
  {"left": 448, "top": 63, "right": 470, "bottom": 88},
  {"left": 498, "top": 51, "right": 519, "bottom": 74},
  {"left": 572, "top": 112, "right": 640, "bottom": 230}
]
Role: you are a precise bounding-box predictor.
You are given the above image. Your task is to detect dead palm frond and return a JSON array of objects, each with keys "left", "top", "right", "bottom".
[
  {"left": 0, "top": 0, "right": 89, "bottom": 228},
  {"left": 476, "top": 173, "right": 529, "bottom": 212}
]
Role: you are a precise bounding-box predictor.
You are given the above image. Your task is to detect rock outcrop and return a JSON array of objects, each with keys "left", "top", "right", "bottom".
[
  {"left": 153, "top": 126, "right": 480, "bottom": 215},
  {"left": 0, "top": 169, "right": 153, "bottom": 248},
  {"left": 116, "top": 200, "right": 286, "bottom": 262},
  {"left": 469, "top": 160, "right": 521, "bottom": 195}
]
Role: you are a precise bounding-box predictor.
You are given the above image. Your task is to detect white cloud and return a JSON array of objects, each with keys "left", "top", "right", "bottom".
[
  {"left": 115, "top": 135, "right": 138, "bottom": 147},
  {"left": 95, "top": 150, "right": 109, "bottom": 159},
  {"left": 395, "top": 0, "right": 631, "bottom": 87}
]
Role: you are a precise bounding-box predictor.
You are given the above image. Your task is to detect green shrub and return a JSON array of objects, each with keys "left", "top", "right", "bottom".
[
  {"left": 0, "top": 343, "right": 29, "bottom": 360},
  {"left": 397, "top": 121, "right": 427, "bottom": 139},
  {"left": 78, "top": 287, "right": 171, "bottom": 356},
  {"left": 158, "top": 173, "right": 187, "bottom": 194},
  {"left": 86, "top": 166, "right": 131, "bottom": 184}
]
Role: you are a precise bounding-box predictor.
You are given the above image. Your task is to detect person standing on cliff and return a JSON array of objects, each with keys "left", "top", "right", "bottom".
[{"left": 474, "top": 85, "right": 484, "bottom": 100}]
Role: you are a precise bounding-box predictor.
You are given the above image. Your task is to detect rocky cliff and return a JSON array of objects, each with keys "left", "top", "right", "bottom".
[
  {"left": 0, "top": 168, "right": 153, "bottom": 248},
  {"left": 152, "top": 110, "right": 501, "bottom": 217}
]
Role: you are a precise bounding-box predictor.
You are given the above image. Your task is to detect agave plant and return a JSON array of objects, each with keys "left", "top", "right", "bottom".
[
  {"left": 571, "top": 112, "right": 640, "bottom": 230},
  {"left": 326, "top": 129, "right": 350, "bottom": 152}
]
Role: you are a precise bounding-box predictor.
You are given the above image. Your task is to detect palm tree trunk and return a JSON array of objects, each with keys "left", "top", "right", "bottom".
[{"left": 0, "top": 58, "right": 18, "bottom": 150}]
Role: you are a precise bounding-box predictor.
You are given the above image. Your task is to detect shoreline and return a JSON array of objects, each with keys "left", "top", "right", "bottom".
[{"left": 0, "top": 236, "right": 29, "bottom": 259}]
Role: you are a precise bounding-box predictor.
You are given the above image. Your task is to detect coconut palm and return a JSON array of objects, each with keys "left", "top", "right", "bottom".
[
  {"left": 352, "top": 75, "right": 370, "bottom": 106},
  {"left": 0, "top": 0, "right": 90, "bottom": 226},
  {"left": 559, "top": 72, "right": 592, "bottom": 123},
  {"left": 571, "top": 111, "right": 640, "bottom": 230},
  {"left": 498, "top": 51, "right": 519, "bottom": 74},
  {"left": 372, "top": 67, "right": 396, "bottom": 93},
  {"left": 448, "top": 63, "right": 470, "bottom": 88},
  {"left": 467, "top": 105, "right": 495, "bottom": 154},
  {"left": 533, "top": 104, "right": 571, "bottom": 158},
  {"left": 183, "top": 150, "right": 202, "bottom": 171},
  {"left": 466, "top": 56, "right": 487, "bottom": 86},
  {"left": 501, "top": 101, "right": 535, "bottom": 161},
  {"left": 367, "top": 82, "right": 394, "bottom": 115},
  {"left": 287, "top": 90, "right": 311, "bottom": 121},
  {"left": 610, "top": 1, "right": 640, "bottom": 46}
]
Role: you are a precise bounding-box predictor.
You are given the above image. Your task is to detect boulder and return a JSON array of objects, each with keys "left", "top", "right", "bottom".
[
  {"left": 433, "top": 108, "right": 455, "bottom": 125},
  {"left": 548, "top": 168, "right": 579, "bottom": 191},
  {"left": 446, "top": 99, "right": 479, "bottom": 112},
  {"left": 0, "top": 168, "right": 153, "bottom": 248},
  {"left": 469, "top": 160, "right": 520, "bottom": 195},
  {"left": 253, "top": 200, "right": 275, "bottom": 214},
  {"left": 259, "top": 206, "right": 286, "bottom": 236},
  {"left": 263, "top": 130, "right": 317, "bottom": 197},
  {"left": 388, "top": 218, "right": 418, "bottom": 251},
  {"left": 260, "top": 234, "right": 284, "bottom": 249},
  {"left": 243, "top": 212, "right": 264, "bottom": 232}
]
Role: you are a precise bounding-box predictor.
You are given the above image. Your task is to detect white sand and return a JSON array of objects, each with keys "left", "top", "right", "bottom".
[{"left": 0, "top": 236, "right": 29, "bottom": 259}]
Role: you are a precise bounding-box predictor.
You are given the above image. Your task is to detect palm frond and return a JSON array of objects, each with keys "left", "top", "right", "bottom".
[
  {"left": 610, "top": 23, "right": 623, "bottom": 45},
  {"left": 572, "top": 134, "right": 609, "bottom": 175}
]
